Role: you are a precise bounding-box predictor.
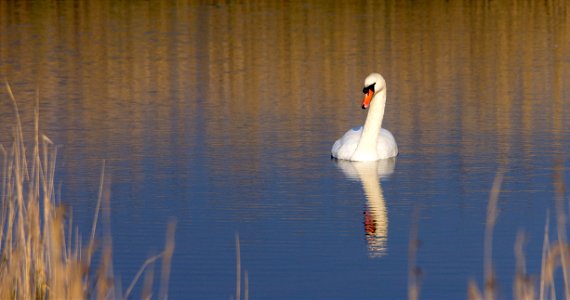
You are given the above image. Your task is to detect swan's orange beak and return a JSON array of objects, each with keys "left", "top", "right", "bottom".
[{"left": 362, "top": 89, "right": 374, "bottom": 109}]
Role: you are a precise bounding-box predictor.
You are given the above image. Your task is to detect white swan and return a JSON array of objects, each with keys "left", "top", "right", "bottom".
[
  {"left": 335, "top": 158, "right": 396, "bottom": 258},
  {"left": 331, "top": 73, "right": 398, "bottom": 161}
]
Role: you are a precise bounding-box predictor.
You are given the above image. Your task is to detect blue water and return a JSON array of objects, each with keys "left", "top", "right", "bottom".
[{"left": 1, "top": 1, "right": 569, "bottom": 299}]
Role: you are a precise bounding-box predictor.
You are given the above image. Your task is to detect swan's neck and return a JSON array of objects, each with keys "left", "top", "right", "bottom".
[{"left": 353, "top": 90, "right": 386, "bottom": 159}]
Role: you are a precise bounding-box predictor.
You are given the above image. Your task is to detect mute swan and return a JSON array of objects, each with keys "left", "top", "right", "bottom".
[
  {"left": 331, "top": 73, "right": 398, "bottom": 161},
  {"left": 335, "top": 158, "right": 396, "bottom": 258}
]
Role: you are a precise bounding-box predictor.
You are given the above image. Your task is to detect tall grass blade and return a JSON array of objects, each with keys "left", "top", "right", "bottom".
[
  {"left": 159, "top": 220, "right": 176, "bottom": 300},
  {"left": 0, "top": 85, "right": 175, "bottom": 299},
  {"left": 483, "top": 171, "right": 503, "bottom": 300},
  {"left": 408, "top": 207, "right": 422, "bottom": 300}
]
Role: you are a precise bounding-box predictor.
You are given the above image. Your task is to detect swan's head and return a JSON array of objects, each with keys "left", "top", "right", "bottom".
[{"left": 362, "top": 73, "right": 386, "bottom": 109}]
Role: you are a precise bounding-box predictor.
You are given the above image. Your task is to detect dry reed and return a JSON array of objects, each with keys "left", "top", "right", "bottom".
[
  {"left": 0, "top": 83, "right": 175, "bottom": 299},
  {"left": 408, "top": 207, "right": 422, "bottom": 300},
  {"left": 233, "top": 233, "right": 249, "bottom": 300},
  {"left": 465, "top": 165, "right": 570, "bottom": 300}
]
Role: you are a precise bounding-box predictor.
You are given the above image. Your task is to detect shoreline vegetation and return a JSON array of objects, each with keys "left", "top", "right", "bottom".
[
  {"left": 0, "top": 83, "right": 175, "bottom": 299},
  {"left": 468, "top": 167, "right": 570, "bottom": 300},
  {"left": 408, "top": 168, "right": 570, "bottom": 300}
]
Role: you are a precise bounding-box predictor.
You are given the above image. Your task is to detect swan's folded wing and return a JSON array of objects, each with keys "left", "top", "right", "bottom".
[
  {"left": 376, "top": 129, "right": 398, "bottom": 159},
  {"left": 331, "top": 126, "right": 363, "bottom": 159}
]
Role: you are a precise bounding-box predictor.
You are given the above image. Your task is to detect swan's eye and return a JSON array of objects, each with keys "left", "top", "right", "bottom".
[{"left": 362, "top": 83, "right": 376, "bottom": 94}]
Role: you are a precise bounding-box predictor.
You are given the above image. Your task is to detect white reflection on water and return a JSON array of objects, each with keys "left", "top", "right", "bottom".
[{"left": 335, "top": 158, "right": 396, "bottom": 258}]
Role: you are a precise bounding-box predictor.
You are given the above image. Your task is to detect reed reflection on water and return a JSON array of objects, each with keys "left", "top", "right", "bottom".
[
  {"left": 0, "top": 0, "right": 567, "bottom": 169},
  {"left": 1, "top": 0, "right": 570, "bottom": 298}
]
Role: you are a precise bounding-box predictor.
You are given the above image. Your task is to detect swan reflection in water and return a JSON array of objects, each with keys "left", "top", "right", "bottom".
[{"left": 335, "top": 158, "right": 396, "bottom": 258}]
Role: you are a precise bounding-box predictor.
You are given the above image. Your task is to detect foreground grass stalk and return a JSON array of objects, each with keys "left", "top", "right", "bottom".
[
  {"left": 159, "top": 221, "right": 176, "bottom": 300},
  {"left": 514, "top": 231, "right": 534, "bottom": 299},
  {"left": 408, "top": 207, "right": 422, "bottom": 300},
  {"left": 236, "top": 233, "right": 241, "bottom": 300},
  {"left": 233, "top": 233, "right": 249, "bottom": 300},
  {"left": 467, "top": 165, "right": 570, "bottom": 300},
  {"left": 0, "top": 84, "right": 175, "bottom": 299},
  {"left": 484, "top": 172, "right": 503, "bottom": 300},
  {"left": 553, "top": 162, "right": 570, "bottom": 299},
  {"left": 539, "top": 212, "right": 551, "bottom": 300}
]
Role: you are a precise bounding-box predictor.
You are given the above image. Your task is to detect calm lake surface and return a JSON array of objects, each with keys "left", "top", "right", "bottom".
[{"left": 1, "top": 1, "right": 570, "bottom": 299}]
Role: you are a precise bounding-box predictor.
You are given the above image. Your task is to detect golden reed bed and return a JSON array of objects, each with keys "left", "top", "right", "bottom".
[{"left": 0, "top": 83, "right": 175, "bottom": 299}]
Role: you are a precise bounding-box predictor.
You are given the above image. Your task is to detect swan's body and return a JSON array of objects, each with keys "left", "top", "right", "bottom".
[{"left": 331, "top": 73, "right": 398, "bottom": 161}]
